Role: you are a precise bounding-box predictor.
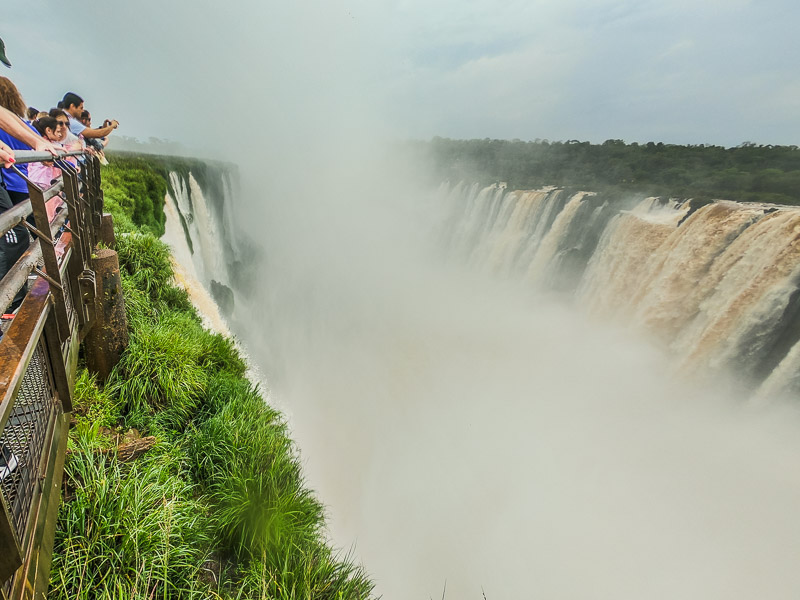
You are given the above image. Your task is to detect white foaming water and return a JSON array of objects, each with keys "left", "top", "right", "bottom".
[
  {"left": 162, "top": 170, "right": 272, "bottom": 415},
  {"left": 247, "top": 254, "right": 800, "bottom": 600},
  {"left": 224, "top": 178, "right": 800, "bottom": 600},
  {"left": 165, "top": 171, "right": 235, "bottom": 292},
  {"left": 163, "top": 187, "right": 230, "bottom": 335}
]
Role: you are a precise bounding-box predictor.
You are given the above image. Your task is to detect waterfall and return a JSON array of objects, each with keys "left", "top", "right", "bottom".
[
  {"left": 171, "top": 167, "right": 800, "bottom": 598},
  {"left": 159, "top": 164, "right": 252, "bottom": 333},
  {"left": 162, "top": 169, "right": 244, "bottom": 319},
  {"left": 445, "top": 184, "right": 800, "bottom": 394}
]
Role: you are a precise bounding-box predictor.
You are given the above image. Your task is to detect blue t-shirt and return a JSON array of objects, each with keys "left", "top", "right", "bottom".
[
  {"left": 68, "top": 116, "right": 86, "bottom": 137},
  {"left": 0, "top": 121, "right": 35, "bottom": 193}
]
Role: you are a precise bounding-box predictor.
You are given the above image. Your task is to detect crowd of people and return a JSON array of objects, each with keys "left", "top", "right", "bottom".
[
  {"left": 0, "top": 35, "right": 120, "bottom": 315},
  {"left": 0, "top": 35, "right": 123, "bottom": 482}
]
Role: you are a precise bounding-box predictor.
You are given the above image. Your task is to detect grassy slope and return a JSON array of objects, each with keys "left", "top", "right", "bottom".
[{"left": 50, "top": 156, "right": 374, "bottom": 599}]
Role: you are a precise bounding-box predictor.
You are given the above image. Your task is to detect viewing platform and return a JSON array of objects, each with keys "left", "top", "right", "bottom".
[{"left": 0, "top": 151, "right": 112, "bottom": 600}]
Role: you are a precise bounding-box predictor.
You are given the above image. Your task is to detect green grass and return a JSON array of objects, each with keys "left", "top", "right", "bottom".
[
  {"left": 51, "top": 156, "right": 374, "bottom": 600},
  {"left": 102, "top": 156, "right": 169, "bottom": 236},
  {"left": 189, "top": 380, "right": 324, "bottom": 560},
  {"left": 51, "top": 433, "right": 214, "bottom": 599},
  {"left": 71, "top": 370, "right": 122, "bottom": 431}
]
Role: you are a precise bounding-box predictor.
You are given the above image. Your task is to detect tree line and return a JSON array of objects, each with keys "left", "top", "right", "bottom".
[{"left": 409, "top": 137, "right": 800, "bottom": 205}]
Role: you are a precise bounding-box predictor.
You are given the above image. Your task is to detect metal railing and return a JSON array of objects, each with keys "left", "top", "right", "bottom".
[{"left": 0, "top": 150, "right": 103, "bottom": 600}]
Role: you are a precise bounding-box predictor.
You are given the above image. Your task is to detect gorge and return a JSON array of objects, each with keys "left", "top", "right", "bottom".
[{"left": 164, "top": 162, "right": 800, "bottom": 599}]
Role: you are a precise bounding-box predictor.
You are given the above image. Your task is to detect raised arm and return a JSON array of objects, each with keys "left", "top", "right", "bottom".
[
  {"left": 0, "top": 106, "right": 58, "bottom": 155},
  {"left": 80, "top": 120, "right": 118, "bottom": 139}
]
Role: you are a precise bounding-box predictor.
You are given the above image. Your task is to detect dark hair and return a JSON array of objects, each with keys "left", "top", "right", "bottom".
[
  {"left": 80, "top": 110, "right": 90, "bottom": 120},
  {"left": 61, "top": 92, "right": 83, "bottom": 110},
  {"left": 48, "top": 108, "right": 68, "bottom": 119},
  {"left": 56, "top": 101, "right": 63, "bottom": 109},
  {"left": 33, "top": 116, "right": 59, "bottom": 137},
  {"left": 0, "top": 77, "right": 26, "bottom": 117},
  {"left": 26, "top": 106, "right": 38, "bottom": 120}
]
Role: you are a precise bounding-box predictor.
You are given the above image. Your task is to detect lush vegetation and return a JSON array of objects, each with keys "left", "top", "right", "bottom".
[
  {"left": 101, "top": 156, "right": 169, "bottom": 236},
  {"left": 413, "top": 137, "right": 800, "bottom": 205},
  {"left": 51, "top": 156, "right": 373, "bottom": 599}
]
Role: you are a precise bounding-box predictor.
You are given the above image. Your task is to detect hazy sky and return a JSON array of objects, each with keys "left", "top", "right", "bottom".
[{"left": 3, "top": 0, "right": 800, "bottom": 151}]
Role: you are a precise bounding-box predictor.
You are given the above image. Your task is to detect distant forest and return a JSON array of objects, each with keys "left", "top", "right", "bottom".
[{"left": 414, "top": 137, "right": 800, "bottom": 205}]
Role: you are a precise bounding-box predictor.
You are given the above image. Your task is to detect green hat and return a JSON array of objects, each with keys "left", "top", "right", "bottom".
[{"left": 0, "top": 37, "right": 11, "bottom": 68}]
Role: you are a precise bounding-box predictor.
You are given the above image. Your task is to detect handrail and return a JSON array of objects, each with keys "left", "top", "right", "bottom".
[
  {"left": 0, "top": 209, "right": 70, "bottom": 316},
  {"left": 0, "top": 187, "right": 63, "bottom": 241},
  {"left": 0, "top": 149, "right": 105, "bottom": 600},
  {"left": 10, "top": 149, "right": 85, "bottom": 165},
  {"left": 0, "top": 202, "right": 32, "bottom": 240}
]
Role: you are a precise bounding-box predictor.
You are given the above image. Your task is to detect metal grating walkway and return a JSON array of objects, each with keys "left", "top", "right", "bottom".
[{"left": 0, "top": 342, "right": 56, "bottom": 538}]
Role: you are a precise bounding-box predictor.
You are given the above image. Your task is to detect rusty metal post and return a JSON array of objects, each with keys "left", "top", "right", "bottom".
[
  {"left": 26, "top": 180, "right": 69, "bottom": 343},
  {"left": 88, "top": 156, "right": 104, "bottom": 228},
  {"left": 98, "top": 213, "right": 115, "bottom": 249},
  {"left": 83, "top": 249, "right": 128, "bottom": 382},
  {"left": 56, "top": 162, "right": 91, "bottom": 269}
]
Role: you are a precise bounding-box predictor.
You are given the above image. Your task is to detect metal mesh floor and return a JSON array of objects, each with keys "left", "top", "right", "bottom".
[{"left": 0, "top": 342, "right": 56, "bottom": 539}]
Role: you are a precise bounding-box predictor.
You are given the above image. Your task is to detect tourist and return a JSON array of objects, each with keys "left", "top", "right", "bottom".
[
  {"left": 61, "top": 92, "right": 119, "bottom": 141},
  {"left": 48, "top": 108, "right": 83, "bottom": 153},
  {"left": 29, "top": 117, "right": 66, "bottom": 221},
  {"left": 79, "top": 110, "right": 109, "bottom": 164},
  {"left": 0, "top": 78, "right": 62, "bottom": 311},
  {"left": 0, "top": 77, "right": 38, "bottom": 205},
  {"left": 0, "top": 182, "right": 28, "bottom": 311},
  {"left": 30, "top": 117, "right": 64, "bottom": 188},
  {"left": 26, "top": 107, "right": 37, "bottom": 121},
  {"left": 80, "top": 110, "right": 108, "bottom": 150}
]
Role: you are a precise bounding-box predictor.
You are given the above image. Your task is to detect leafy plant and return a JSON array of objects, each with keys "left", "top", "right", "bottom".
[{"left": 51, "top": 434, "right": 214, "bottom": 599}]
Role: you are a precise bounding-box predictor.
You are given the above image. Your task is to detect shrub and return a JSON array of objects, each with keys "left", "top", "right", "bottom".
[
  {"left": 111, "top": 312, "right": 209, "bottom": 431},
  {"left": 232, "top": 547, "right": 373, "bottom": 600},
  {"left": 188, "top": 385, "right": 322, "bottom": 561},
  {"left": 116, "top": 232, "right": 195, "bottom": 316},
  {"left": 50, "top": 435, "right": 214, "bottom": 599},
  {"left": 71, "top": 369, "right": 121, "bottom": 430},
  {"left": 102, "top": 157, "right": 168, "bottom": 235},
  {"left": 188, "top": 386, "right": 372, "bottom": 599}
]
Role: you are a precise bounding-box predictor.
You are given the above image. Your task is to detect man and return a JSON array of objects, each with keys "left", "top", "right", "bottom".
[
  {"left": 61, "top": 92, "right": 119, "bottom": 140},
  {"left": 80, "top": 110, "right": 108, "bottom": 149}
]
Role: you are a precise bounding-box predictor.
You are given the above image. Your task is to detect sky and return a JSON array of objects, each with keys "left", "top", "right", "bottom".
[{"left": 3, "top": 1, "right": 800, "bottom": 152}]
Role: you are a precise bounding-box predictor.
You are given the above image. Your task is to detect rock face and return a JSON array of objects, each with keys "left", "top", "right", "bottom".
[{"left": 210, "top": 280, "right": 234, "bottom": 316}]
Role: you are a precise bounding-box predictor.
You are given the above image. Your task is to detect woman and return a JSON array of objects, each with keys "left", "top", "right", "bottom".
[
  {"left": 0, "top": 77, "right": 36, "bottom": 205},
  {"left": 0, "top": 77, "right": 33, "bottom": 312},
  {"left": 48, "top": 108, "right": 83, "bottom": 153},
  {"left": 25, "top": 117, "right": 64, "bottom": 225},
  {"left": 30, "top": 117, "right": 65, "bottom": 190}
]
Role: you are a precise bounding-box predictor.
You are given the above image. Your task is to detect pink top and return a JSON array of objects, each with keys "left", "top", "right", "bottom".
[{"left": 27, "top": 161, "right": 62, "bottom": 189}]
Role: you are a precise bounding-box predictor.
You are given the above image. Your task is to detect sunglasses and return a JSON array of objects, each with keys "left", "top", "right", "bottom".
[{"left": 57, "top": 121, "right": 69, "bottom": 127}]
